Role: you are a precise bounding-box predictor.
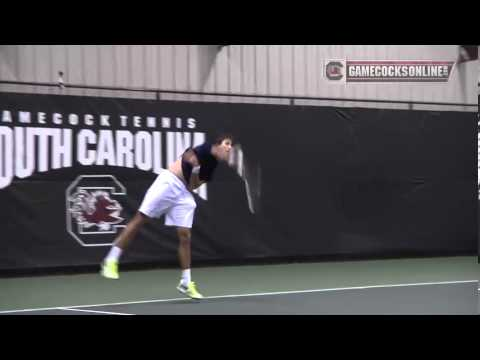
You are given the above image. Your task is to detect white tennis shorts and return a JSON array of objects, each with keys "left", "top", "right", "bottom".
[{"left": 138, "top": 170, "right": 197, "bottom": 228}]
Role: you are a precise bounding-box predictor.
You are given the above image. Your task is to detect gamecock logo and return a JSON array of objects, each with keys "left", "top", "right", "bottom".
[
  {"left": 325, "top": 61, "right": 344, "bottom": 80},
  {"left": 66, "top": 175, "right": 127, "bottom": 246},
  {"left": 69, "top": 189, "right": 123, "bottom": 231}
]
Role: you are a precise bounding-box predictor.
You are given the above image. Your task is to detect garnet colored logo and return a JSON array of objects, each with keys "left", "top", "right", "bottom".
[{"left": 66, "top": 175, "right": 127, "bottom": 246}]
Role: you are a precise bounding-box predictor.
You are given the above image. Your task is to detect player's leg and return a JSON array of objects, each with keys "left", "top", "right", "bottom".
[
  {"left": 113, "top": 211, "right": 150, "bottom": 249},
  {"left": 101, "top": 212, "right": 149, "bottom": 279},
  {"left": 175, "top": 226, "right": 203, "bottom": 299},
  {"left": 165, "top": 191, "right": 203, "bottom": 299},
  {"left": 177, "top": 226, "right": 192, "bottom": 282},
  {"left": 101, "top": 172, "right": 174, "bottom": 279}
]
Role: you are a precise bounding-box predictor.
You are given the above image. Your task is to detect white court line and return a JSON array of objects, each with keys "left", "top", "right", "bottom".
[
  {"left": 0, "top": 279, "right": 477, "bottom": 315},
  {"left": 57, "top": 307, "right": 132, "bottom": 315}
]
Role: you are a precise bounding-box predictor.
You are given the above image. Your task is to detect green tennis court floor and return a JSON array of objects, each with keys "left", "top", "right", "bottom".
[{"left": 1, "top": 256, "right": 478, "bottom": 315}]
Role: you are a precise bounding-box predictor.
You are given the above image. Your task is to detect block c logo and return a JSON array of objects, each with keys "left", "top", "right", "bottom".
[
  {"left": 325, "top": 61, "right": 344, "bottom": 80},
  {"left": 66, "top": 175, "right": 127, "bottom": 246}
]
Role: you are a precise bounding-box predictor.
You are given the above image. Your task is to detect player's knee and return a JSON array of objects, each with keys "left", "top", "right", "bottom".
[
  {"left": 177, "top": 228, "right": 191, "bottom": 244},
  {"left": 133, "top": 212, "right": 149, "bottom": 225},
  {"left": 179, "top": 237, "right": 191, "bottom": 247}
]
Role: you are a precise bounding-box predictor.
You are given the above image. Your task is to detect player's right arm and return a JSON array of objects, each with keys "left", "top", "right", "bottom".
[
  {"left": 168, "top": 149, "right": 199, "bottom": 186},
  {"left": 188, "top": 174, "right": 205, "bottom": 191},
  {"left": 181, "top": 149, "right": 201, "bottom": 190},
  {"left": 182, "top": 149, "right": 200, "bottom": 168}
]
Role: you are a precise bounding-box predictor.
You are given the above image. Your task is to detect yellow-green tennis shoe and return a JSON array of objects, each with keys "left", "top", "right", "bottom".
[
  {"left": 177, "top": 281, "right": 204, "bottom": 299},
  {"left": 101, "top": 260, "right": 119, "bottom": 279}
]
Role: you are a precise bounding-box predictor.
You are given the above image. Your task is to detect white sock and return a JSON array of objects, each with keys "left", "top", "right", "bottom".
[
  {"left": 105, "top": 246, "right": 123, "bottom": 262},
  {"left": 181, "top": 269, "right": 191, "bottom": 286}
]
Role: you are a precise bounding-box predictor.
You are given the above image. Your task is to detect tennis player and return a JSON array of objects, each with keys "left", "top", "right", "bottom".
[{"left": 100, "top": 134, "right": 233, "bottom": 299}]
